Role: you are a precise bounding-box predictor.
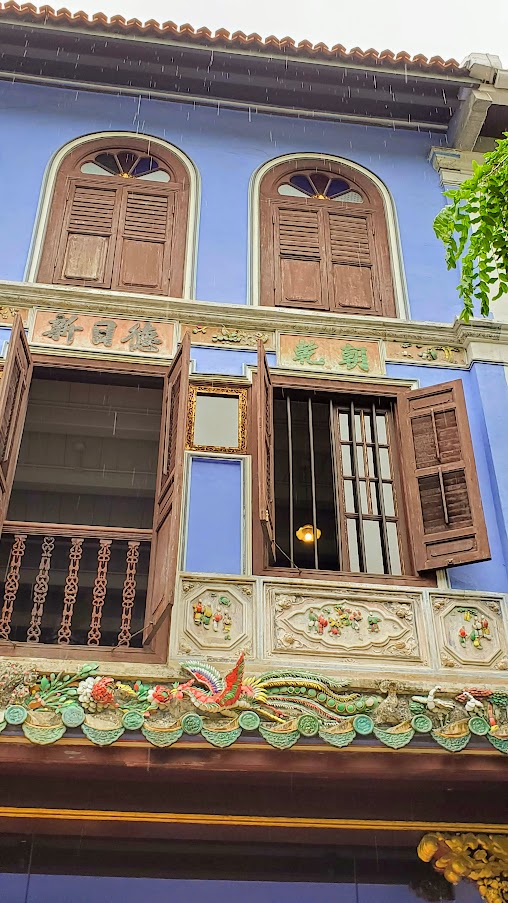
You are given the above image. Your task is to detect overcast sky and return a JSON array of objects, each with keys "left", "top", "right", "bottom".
[{"left": 58, "top": 0, "right": 507, "bottom": 67}]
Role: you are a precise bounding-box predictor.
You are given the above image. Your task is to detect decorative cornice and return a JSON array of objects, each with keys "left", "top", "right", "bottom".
[
  {"left": 418, "top": 833, "right": 508, "bottom": 902},
  {"left": 0, "top": 655, "right": 507, "bottom": 753},
  {"left": 2, "top": 281, "right": 508, "bottom": 353}
]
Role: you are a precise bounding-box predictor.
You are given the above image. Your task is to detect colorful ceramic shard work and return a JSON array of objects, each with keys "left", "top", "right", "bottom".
[{"left": 0, "top": 655, "right": 506, "bottom": 752}]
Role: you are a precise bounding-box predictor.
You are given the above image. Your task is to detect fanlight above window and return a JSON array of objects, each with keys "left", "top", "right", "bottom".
[
  {"left": 278, "top": 172, "right": 362, "bottom": 203},
  {"left": 80, "top": 151, "right": 171, "bottom": 182}
]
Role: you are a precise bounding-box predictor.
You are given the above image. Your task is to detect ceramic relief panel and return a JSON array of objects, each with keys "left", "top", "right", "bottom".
[
  {"left": 385, "top": 341, "right": 467, "bottom": 366},
  {"left": 31, "top": 309, "right": 175, "bottom": 358},
  {"left": 183, "top": 323, "right": 275, "bottom": 350},
  {"left": 432, "top": 592, "right": 508, "bottom": 670},
  {"left": 265, "top": 582, "right": 427, "bottom": 666},
  {"left": 278, "top": 334, "right": 384, "bottom": 375},
  {"left": 175, "top": 577, "right": 255, "bottom": 658}
]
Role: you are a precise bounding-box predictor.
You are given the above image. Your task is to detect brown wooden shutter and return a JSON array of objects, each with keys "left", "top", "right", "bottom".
[
  {"left": 257, "top": 340, "right": 276, "bottom": 563},
  {"left": 328, "top": 212, "right": 378, "bottom": 313},
  {"left": 143, "top": 331, "right": 190, "bottom": 647},
  {"left": 0, "top": 316, "right": 33, "bottom": 533},
  {"left": 54, "top": 179, "right": 120, "bottom": 287},
  {"left": 399, "top": 380, "right": 490, "bottom": 572},
  {"left": 273, "top": 205, "right": 328, "bottom": 308},
  {"left": 114, "top": 186, "right": 176, "bottom": 295}
]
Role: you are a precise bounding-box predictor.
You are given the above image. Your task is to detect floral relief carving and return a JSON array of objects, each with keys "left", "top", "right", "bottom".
[
  {"left": 175, "top": 578, "right": 255, "bottom": 658},
  {"left": 265, "top": 583, "right": 425, "bottom": 665},
  {"left": 431, "top": 593, "right": 507, "bottom": 671}
]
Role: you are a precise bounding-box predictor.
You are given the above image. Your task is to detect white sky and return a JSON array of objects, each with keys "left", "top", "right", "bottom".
[{"left": 58, "top": 0, "right": 508, "bottom": 67}]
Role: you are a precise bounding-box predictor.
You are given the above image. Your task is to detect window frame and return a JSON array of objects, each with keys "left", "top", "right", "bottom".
[
  {"left": 259, "top": 158, "right": 396, "bottom": 317},
  {"left": 186, "top": 385, "right": 248, "bottom": 454},
  {"left": 252, "top": 371, "right": 436, "bottom": 587},
  {"left": 0, "top": 350, "right": 183, "bottom": 664},
  {"left": 36, "top": 136, "right": 190, "bottom": 298}
]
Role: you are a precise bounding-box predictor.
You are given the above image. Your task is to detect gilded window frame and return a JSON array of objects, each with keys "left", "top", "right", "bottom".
[{"left": 186, "top": 385, "right": 247, "bottom": 453}]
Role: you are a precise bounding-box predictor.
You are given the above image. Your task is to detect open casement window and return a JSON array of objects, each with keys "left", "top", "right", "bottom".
[
  {"left": 37, "top": 138, "right": 189, "bottom": 297},
  {"left": 260, "top": 160, "right": 396, "bottom": 316},
  {"left": 0, "top": 337, "right": 189, "bottom": 661},
  {"left": 257, "top": 341, "right": 276, "bottom": 563},
  {"left": 0, "top": 316, "right": 32, "bottom": 531},
  {"left": 143, "top": 332, "right": 190, "bottom": 646},
  {"left": 398, "top": 380, "right": 490, "bottom": 571},
  {"left": 256, "top": 355, "right": 490, "bottom": 580}
]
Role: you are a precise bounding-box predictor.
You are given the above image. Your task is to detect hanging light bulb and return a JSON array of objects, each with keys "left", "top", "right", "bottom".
[{"left": 296, "top": 524, "right": 321, "bottom": 543}]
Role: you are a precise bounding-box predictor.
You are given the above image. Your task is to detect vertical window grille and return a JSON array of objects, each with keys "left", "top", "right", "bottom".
[{"left": 273, "top": 390, "right": 403, "bottom": 575}]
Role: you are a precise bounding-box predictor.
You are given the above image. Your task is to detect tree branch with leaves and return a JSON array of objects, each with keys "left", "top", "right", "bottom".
[{"left": 434, "top": 133, "right": 508, "bottom": 321}]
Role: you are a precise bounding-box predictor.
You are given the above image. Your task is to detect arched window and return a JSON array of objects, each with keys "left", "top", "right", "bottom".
[
  {"left": 259, "top": 159, "right": 396, "bottom": 316},
  {"left": 37, "top": 137, "right": 190, "bottom": 296}
]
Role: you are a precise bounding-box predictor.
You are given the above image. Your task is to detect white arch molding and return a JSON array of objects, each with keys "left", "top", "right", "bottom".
[
  {"left": 248, "top": 152, "right": 410, "bottom": 318},
  {"left": 24, "top": 131, "right": 201, "bottom": 300}
]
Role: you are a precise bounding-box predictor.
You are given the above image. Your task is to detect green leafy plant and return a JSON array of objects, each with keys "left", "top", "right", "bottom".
[{"left": 434, "top": 133, "right": 508, "bottom": 321}]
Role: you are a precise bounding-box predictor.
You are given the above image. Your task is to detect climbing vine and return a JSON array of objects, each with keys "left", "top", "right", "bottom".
[{"left": 434, "top": 133, "right": 508, "bottom": 321}]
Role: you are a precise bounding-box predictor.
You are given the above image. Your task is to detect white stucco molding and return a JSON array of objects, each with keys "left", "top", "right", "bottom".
[
  {"left": 429, "top": 147, "right": 486, "bottom": 188},
  {"left": 248, "top": 152, "right": 410, "bottom": 319},
  {"left": 23, "top": 131, "right": 201, "bottom": 300}
]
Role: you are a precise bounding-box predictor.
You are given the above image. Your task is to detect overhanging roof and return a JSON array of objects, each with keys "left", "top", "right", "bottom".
[{"left": 0, "top": 3, "right": 478, "bottom": 130}]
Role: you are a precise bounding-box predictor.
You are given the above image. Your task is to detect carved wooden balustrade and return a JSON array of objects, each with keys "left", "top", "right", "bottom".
[{"left": 0, "top": 523, "right": 151, "bottom": 648}]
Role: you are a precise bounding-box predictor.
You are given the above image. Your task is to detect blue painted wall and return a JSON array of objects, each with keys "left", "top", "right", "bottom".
[
  {"left": 185, "top": 457, "right": 244, "bottom": 575},
  {"left": 0, "top": 81, "right": 458, "bottom": 321}
]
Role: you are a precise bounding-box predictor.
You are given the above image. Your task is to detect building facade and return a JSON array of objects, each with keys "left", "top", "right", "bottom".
[{"left": 0, "top": 7, "right": 507, "bottom": 899}]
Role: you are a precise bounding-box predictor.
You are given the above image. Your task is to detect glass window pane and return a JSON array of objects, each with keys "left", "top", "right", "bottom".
[
  {"left": 132, "top": 156, "right": 158, "bottom": 176},
  {"left": 370, "top": 484, "right": 379, "bottom": 515},
  {"left": 354, "top": 413, "right": 362, "bottom": 442},
  {"left": 376, "top": 414, "right": 387, "bottom": 444},
  {"left": 117, "top": 151, "right": 138, "bottom": 173},
  {"left": 387, "top": 522, "right": 402, "bottom": 575},
  {"left": 356, "top": 446, "right": 365, "bottom": 477},
  {"left": 359, "top": 481, "right": 368, "bottom": 514},
  {"left": 344, "top": 480, "right": 356, "bottom": 513},
  {"left": 363, "top": 413, "right": 372, "bottom": 443},
  {"left": 335, "top": 189, "right": 363, "bottom": 203},
  {"left": 379, "top": 447, "right": 391, "bottom": 479},
  {"left": 366, "top": 447, "right": 375, "bottom": 476},
  {"left": 339, "top": 412, "right": 350, "bottom": 440},
  {"left": 327, "top": 177, "right": 351, "bottom": 197},
  {"left": 95, "top": 152, "right": 118, "bottom": 174},
  {"left": 138, "top": 170, "right": 171, "bottom": 182},
  {"left": 382, "top": 482, "right": 395, "bottom": 516},
  {"left": 81, "top": 161, "right": 112, "bottom": 176},
  {"left": 278, "top": 183, "right": 308, "bottom": 197},
  {"left": 363, "top": 520, "right": 384, "bottom": 573},
  {"left": 193, "top": 394, "right": 239, "bottom": 448},
  {"left": 290, "top": 174, "right": 314, "bottom": 195},
  {"left": 347, "top": 519, "right": 360, "bottom": 571},
  {"left": 341, "top": 445, "right": 352, "bottom": 476},
  {"left": 310, "top": 172, "right": 329, "bottom": 196}
]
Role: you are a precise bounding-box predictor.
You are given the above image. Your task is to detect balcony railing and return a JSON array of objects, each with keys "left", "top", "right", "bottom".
[{"left": 0, "top": 522, "right": 151, "bottom": 648}]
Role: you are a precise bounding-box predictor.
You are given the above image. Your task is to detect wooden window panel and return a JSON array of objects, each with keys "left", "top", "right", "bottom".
[
  {"left": 143, "top": 332, "right": 190, "bottom": 650},
  {"left": 54, "top": 179, "right": 121, "bottom": 288},
  {"left": 399, "top": 380, "right": 490, "bottom": 572},
  {"left": 260, "top": 160, "right": 396, "bottom": 317},
  {"left": 36, "top": 137, "right": 189, "bottom": 298},
  {"left": 0, "top": 316, "right": 33, "bottom": 532},
  {"left": 257, "top": 340, "right": 276, "bottom": 563},
  {"left": 113, "top": 186, "right": 176, "bottom": 295}
]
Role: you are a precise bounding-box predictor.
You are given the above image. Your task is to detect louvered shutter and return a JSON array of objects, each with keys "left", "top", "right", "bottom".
[
  {"left": 328, "top": 212, "right": 378, "bottom": 313},
  {"left": 257, "top": 340, "right": 276, "bottom": 563},
  {"left": 114, "top": 186, "right": 176, "bottom": 295},
  {"left": 54, "top": 179, "right": 120, "bottom": 287},
  {"left": 143, "top": 332, "right": 190, "bottom": 648},
  {"left": 400, "top": 380, "right": 490, "bottom": 572},
  {"left": 0, "top": 316, "right": 33, "bottom": 534},
  {"left": 273, "top": 206, "right": 328, "bottom": 308}
]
